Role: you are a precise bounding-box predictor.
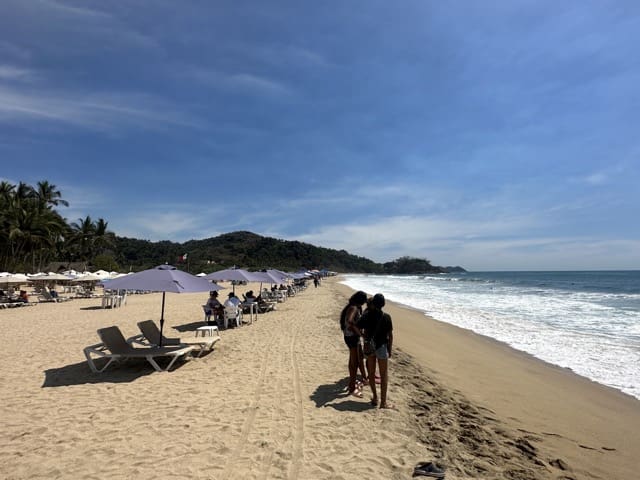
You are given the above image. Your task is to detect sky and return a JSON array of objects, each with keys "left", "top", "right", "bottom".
[{"left": 1, "top": 0, "right": 639, "bottom": 271}]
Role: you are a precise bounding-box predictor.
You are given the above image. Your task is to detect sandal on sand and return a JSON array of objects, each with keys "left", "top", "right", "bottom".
[
  {"left": 413, "top": 461, "right": 445, "bottom": 478},
  {"left": 379, "top": 403, "right": 396, "bottom": 410},
  {"left": 349, "top": 388, "right": 363, "bottom": 398},
  {"left": 370, "top": 398, "right": 378, "bottom": 406}
]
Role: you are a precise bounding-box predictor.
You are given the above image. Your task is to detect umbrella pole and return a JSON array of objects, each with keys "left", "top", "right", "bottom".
[{"left": 159, "top": 291, "right": 166, "bottom": 347}]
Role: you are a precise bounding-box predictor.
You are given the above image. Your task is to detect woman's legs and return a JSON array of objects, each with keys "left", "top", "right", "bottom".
[
  {"left": 378, "top": 357, "right": 389, "bottom": 408},
  {"left": 348, "top": 347, "right": 359, "bottom": 393},
  {"left": 366, "top": 354, "right": 378, "bottom": 405},
  {"left": 357, "top": 343, "right": 368, "bottom": 383}
]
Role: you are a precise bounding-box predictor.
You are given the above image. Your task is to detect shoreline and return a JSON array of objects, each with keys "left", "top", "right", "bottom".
[{"left": 335, "top": 279, "right": 640, "bottom": 480}]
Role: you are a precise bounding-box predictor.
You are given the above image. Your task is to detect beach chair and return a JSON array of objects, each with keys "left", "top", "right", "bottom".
[
  {"left": 84, "top": 326, "right": 195, "bottom": 373},
  {"left": 131, "top": 320, "right": 219, "bottom": 357},
  {"left": 38, "top": 290, "right": 72, "bottom": 303},
  {"left": 223, "top": 305, "right": 243, "bottom": 328},
  {"left": 202, "top": 304, "right": 212, "bottom": 322}
]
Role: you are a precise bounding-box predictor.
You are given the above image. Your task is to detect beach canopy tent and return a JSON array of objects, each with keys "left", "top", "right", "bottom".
[
  {"left": 101, "top": 264, "right": 222, "bottom": 346},
  {"left": 203, "top": 268, "right": 263, "bottom": 293},
  {"left": 92, "top": 270, "right": 112, "bottom": 279}
]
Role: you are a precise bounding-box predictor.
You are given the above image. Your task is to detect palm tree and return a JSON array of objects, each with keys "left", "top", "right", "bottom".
[
  {"left": 0, "top": 181, "right": 111, "bottom": 272},
  {"left": 70, "top": 215, "right": 96, "bottom": 261},
  {"left": 36, "top": 180, "right": 69, "bottom": 210},
  {"left": 93, "top": 218, "right": 115, "bottom": 255}
]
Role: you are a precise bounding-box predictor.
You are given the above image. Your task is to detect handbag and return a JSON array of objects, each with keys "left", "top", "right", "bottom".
[
  {"left": 362, "top": 311, "right": 383, "bottom": 356},
  {"left": 363, "top": 337, "right": 376, "bottom": 356}
]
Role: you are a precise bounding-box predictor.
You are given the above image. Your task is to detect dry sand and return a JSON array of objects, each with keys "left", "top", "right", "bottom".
[{"left": 0, "top": 277, "right": 638, "bottom": 480}]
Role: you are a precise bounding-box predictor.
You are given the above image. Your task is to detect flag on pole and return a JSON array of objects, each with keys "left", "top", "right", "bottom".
[{"left": 177, "top": 253, "right": 188, "bottom": 263}]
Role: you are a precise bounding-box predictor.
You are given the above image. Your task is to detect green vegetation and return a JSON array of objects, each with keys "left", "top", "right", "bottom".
[
  {"left": 1, "top": 181, "right": 463, "bottom": 275},
  {"left": 383, "top": 256, "right": 441, "bottom": 274},
  {"left": 0, "top": 181, "right": 115, "bottom": 272},
  {"left": 115, "top": 231, "right": 382, "bottom": 273}
]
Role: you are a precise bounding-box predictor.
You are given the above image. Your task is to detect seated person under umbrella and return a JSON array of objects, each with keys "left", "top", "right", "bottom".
[{"left": 204, "top": 291, "right": 224, "bottom": 325}]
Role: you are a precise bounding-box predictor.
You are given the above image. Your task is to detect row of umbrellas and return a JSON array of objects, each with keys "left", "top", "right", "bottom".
[
  {"left": 0, "top": 273, "right": 102, "bottom": 285},
  {"left": 100, "top": 266, "right": 310, "bottom": 346}
]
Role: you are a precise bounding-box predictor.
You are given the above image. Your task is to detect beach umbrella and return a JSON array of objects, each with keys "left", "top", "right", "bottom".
[
  {"left": 266, "top": 269, "right": 291, "bottom": 282},
  {"left": 72, "top": 273, "right": 102, "bottom": 282},
  {"left": 203, "top": 268, "right": 262, "bottom": 293},
  {"left": 28, "top": 273, "right": 72, "bottom": 282},
  {"left": 0, "top": 274, "right": 28, "bottom": 287},
  {"left": 101, "top": 264, "right": 222, "bottom": 346},
  {"left": 248, "top": 270, "right": 290, "bottom": 298},
  {"left": 251, "top": 270, "right": 285, "bottom": 285}
]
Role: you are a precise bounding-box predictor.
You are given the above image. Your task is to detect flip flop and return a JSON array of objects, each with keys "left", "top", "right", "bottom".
[
  {"left": 412, "top": 461, "right": 445, "bottom": 478},
  {"left": 379, "top": 403, "right": 396, "bottom": 410},
  {"left": 349, "top": 388, "right": 363, "bottom": 398}
]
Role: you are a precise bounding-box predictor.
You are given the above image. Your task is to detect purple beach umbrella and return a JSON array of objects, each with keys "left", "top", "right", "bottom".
[
  {"left": 203, "top": 268, "right": 263, "bottom": 293},
  {"left": 101, "top": 264, "right": 221, "bottom": 346},
  {"left": 250, "top": 270, "right": 285, "bottom": 285}
]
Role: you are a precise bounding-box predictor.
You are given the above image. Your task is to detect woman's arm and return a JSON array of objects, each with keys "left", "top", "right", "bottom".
[{"left": 346, "top": 306, "right": 363, "bottom": 336}]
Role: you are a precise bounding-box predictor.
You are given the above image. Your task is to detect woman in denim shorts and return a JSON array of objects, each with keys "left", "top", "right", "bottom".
[{"left": 358, "top": 293, "right": 394, "bottom": 408}]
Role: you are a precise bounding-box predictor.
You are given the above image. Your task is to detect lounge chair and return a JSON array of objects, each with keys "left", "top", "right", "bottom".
[
  {"left": 38, "top": 290, "right": 72, "bottom": 303},
  {"left": 131, "top": 320, "right": 219, "bottom": 358},
  {"left": 84, "top": 326, "right": 195, "bottom": 373}
]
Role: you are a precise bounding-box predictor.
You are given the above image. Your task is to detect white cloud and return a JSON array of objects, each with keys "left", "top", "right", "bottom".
[
  {"left": 0, "top": 65, "right": 35, "bottom": 81},
  {"left": 35, "top": 0, "right": 112, "bottom": 19},
  {"left": 184, "top": 67, "right": 294, "bottom": 97},
  {"left": 0, "top": 85, "right": 206, "bottom": 132}
]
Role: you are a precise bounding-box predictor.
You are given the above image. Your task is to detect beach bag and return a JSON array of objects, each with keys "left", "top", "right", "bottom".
[{"left": 363, "top": 337, "right": 376, "bottom": 356}]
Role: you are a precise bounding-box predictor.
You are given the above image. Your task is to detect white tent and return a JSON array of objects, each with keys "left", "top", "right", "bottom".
[{"left": 92, "top": 270, "right": 112, "bottom": 279}]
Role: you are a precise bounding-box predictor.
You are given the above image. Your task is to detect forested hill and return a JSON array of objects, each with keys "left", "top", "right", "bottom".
[
  {"left": 114, "top": 231, "right": 465, "bottom": 274},
  {"left": 115, "top": 231, "right": 381, "bottom": 273}
]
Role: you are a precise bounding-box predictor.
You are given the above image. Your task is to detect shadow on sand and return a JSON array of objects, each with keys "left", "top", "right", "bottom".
[
  {"left": 310, "top": 378, "right": 376, "bottom": 412},
  {"left": 172, "top": 321, "right": 207, "bottom": 333},
  {"left": 42, "top": 357, "right": 190, "bottom": 387}
]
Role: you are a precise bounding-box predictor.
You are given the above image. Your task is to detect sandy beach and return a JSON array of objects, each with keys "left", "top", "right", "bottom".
[{"left": 1, "top": 277, "right": 638, "bottom": 480}]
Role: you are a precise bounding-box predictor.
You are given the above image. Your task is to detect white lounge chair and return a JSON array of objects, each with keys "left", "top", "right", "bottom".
[
  {"left": 130, "top": 320, "right": 219, "bottom": 358},
  {"left": 84, "top": 326, "right": 195, "bottom": 373}
]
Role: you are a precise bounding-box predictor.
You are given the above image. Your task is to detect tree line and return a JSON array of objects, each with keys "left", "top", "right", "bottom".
[{"left": 1, "top": 181, "right": 457, "bottom": 275}]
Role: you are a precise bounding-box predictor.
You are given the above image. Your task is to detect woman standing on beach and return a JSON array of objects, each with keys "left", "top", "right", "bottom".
[
  {"left": 341, "top": 290, "right": 368, "bottom": 397},
  {"left": 359, "top": 293, "right": 394, "bottom": 408}
]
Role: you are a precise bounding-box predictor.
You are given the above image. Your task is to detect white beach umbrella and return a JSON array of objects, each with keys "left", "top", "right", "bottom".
[
  {"left": 72, "top": 273, "right": 103, "bottom": 282},
  {"left": 0, "top": 274, "right": 29, "bottom": 285}
]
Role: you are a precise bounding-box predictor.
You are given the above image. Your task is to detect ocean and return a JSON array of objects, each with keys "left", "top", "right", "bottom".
[{"left": 340, "top": 271, "right": 640, "bottom": 400}]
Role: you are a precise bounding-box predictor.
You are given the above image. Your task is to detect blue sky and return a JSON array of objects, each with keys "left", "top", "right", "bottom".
[{"left": 1, "top": 1, "right": 639, "bottom": 271}]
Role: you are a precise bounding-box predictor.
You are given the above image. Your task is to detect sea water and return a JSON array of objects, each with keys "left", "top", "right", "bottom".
[{"left": 340, "top": 271, "right": 640, "bottom": 400}]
